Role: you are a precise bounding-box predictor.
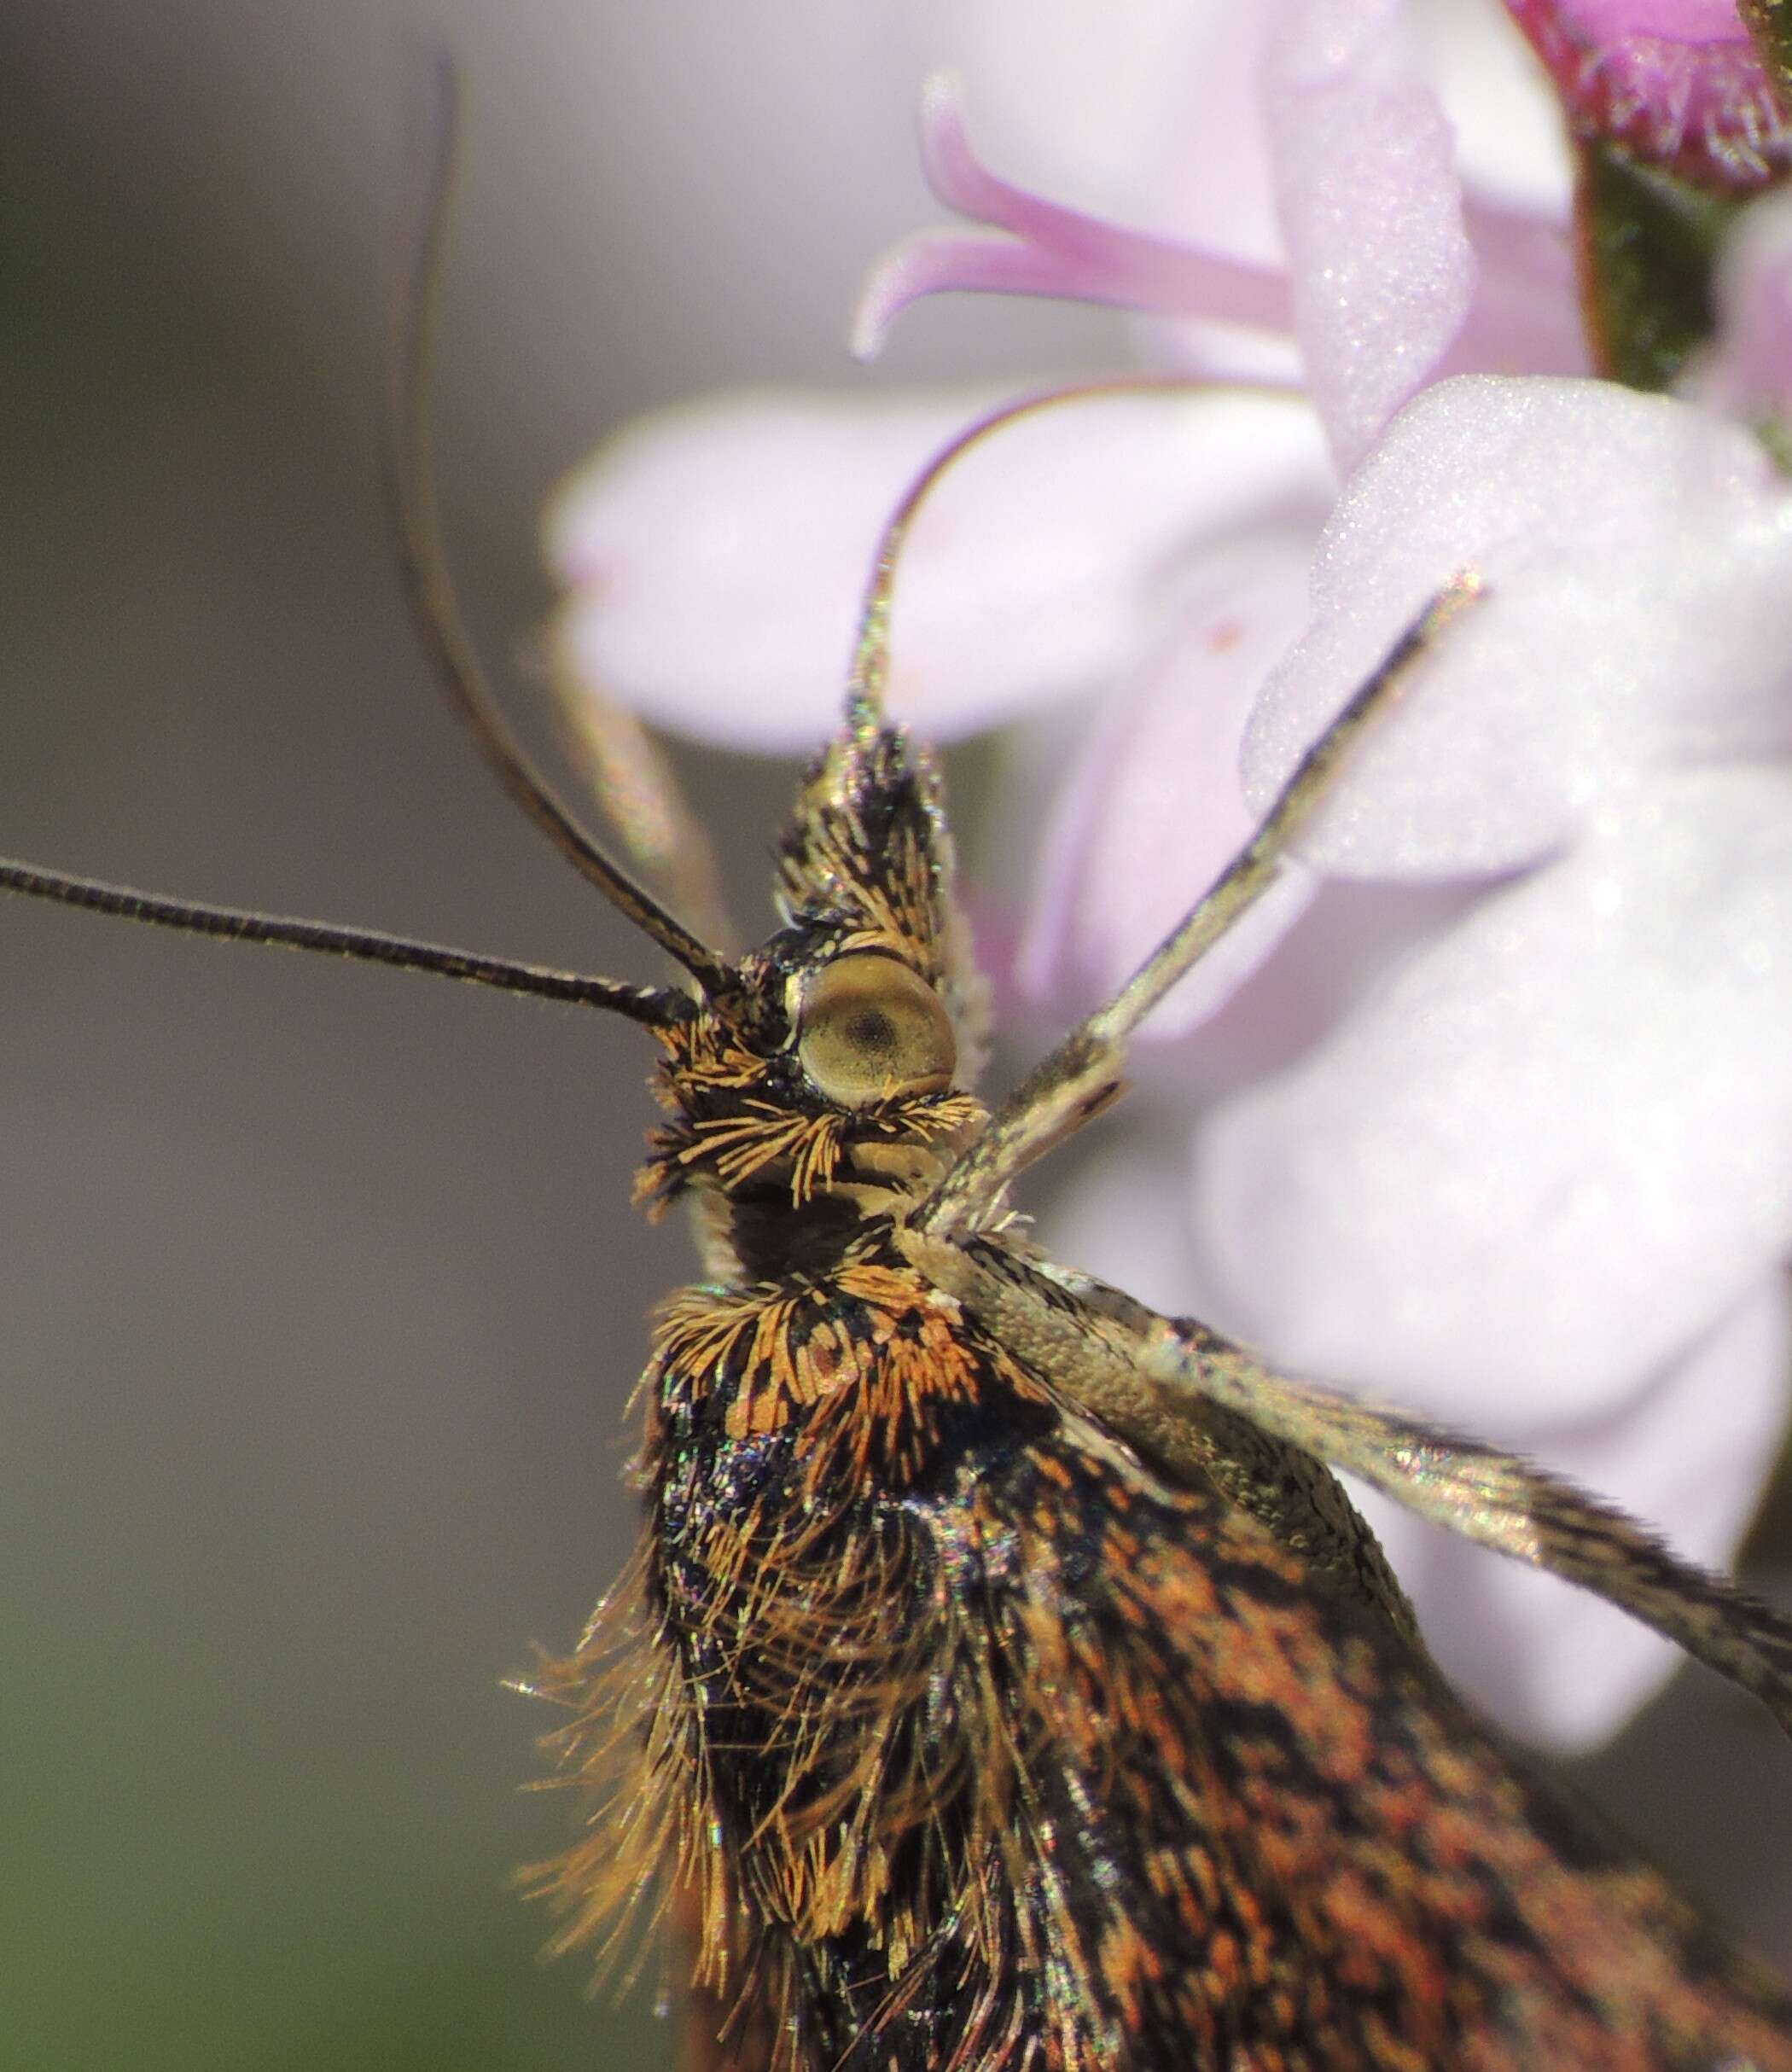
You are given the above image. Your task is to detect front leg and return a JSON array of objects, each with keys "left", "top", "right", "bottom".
[{"left": 904, "top": 1225, "right": 1792, "bottom": 1734}]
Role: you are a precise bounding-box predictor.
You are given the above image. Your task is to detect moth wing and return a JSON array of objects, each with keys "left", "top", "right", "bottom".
[{"left": 968, "top": 1385, "right": 1792, "bottom": 2069}]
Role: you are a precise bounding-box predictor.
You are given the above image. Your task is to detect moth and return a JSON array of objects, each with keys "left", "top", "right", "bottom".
[{"left": 10, "top": 81, "right": 1792, "bottom": 2072}]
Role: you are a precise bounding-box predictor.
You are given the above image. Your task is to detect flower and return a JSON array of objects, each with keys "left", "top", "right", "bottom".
[
  {"left": 1181, "top": 375, "right": 1792, "bottom": 1743},
  {"left": 545, "top": 0, "right": 1792, "bottom": 1749},
  {"left": 859, "top": 11, "right": 1589, "bottom": 469}
]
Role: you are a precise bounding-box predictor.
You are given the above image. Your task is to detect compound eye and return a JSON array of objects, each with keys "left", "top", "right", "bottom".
[{"left": 796, "top": 954, "right": 956, "bottom": 1109}]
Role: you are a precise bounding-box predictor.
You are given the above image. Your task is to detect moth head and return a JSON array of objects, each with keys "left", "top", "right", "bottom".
[
  {"left": 3, "top": 225, "right": 1043, "bottom": 1231},
  {"left": 633, "top": 721, "right": 989, "bottom": 1214}
]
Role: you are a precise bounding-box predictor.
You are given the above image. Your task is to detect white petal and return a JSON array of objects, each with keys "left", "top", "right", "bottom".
[
  {"left": 1190, "top": 767, "right": 1792, "bottom": 1420},
  {"left": 549, "top": 387, "right": 1328, "bottom": 752},
  {"left": 1242, "top": 376, "right": 1792, "bottom": 875},
  {"left": 1354, "top": 1273, "right": 1792, "bottom": 1749}
]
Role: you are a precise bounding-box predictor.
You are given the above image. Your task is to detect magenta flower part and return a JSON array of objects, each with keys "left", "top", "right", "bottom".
[
  {"left": 852, "top": 73, "right": 1292, "bottom": 361},
  {"left": 1503, "top": 0, "right": 1792, "bottom": 183}
]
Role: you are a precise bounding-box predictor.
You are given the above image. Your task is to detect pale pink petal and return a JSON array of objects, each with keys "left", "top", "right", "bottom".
[
  {"left": 925, "top": 0, "right": 1239, "bottom": 232},
  {"left": 1142, "top": 873, "right": 1487, "bottom": 1091},
  {"left": 1137, "top": 3, "right": 1286, "bottom": 265},
  {"left": 1148, "top": 0, "right": 1582, "bottom": 381},
  {"left": 875, "top": 15, "right": 1586, "bottom": 406},
  {"left": 853, "top": 75, "right": 1290, "bottom": 360},
  {"left": 912, "top": 67, "right": 1171, "bottom": 258},
  {"left": 1116, "top": 6, "right": 1305, "bottom": 387},
  {"left": 1354, "top": 1272, "right": 1792, "bottom": 1749},
  {"left": 1242, "top": 376, "right": 1792, "bottom": 876},
  {"left": 853, "top": 228, "right": 1290, "bottom": 364},
  {"left": 1191, "top": 766, "right": 1792, "bottom": 1421},
  {"left": 1266, "top": 0, "right": 1479, "bottom": 469},
  {"left": 548, "top": 387, "right": 1307, "bottom": 752},
  {"left": 1699, "top": 186, "right": 1792, "bottom": 422},
  {"left": 1442, "top": 193, "right": 1590, "bottom": 377},
  {"left": 1016, "top": 533, "right": 1325, "bottom": 1039}
]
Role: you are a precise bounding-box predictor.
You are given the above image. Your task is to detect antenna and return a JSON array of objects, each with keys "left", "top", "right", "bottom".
[
  {"left": 0, "top": 50, "right": 708, "bottom": 1034},
  {"left": 386, "top": 50, "right": 736, "bottom": 998},
  {"left": 841, "top": 377, "right": 1205, "bottom": 738},
  {"left": 0, "top": 858, "right": 684, "bottom": 1025}
]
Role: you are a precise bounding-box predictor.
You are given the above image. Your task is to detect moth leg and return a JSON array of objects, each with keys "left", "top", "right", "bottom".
[
  {"left": 901, "top": 1226, "right": 1792, "bottom": 1737},
  {"left": 1143, "top": 1312, "right": 1792, "bottom": 1737},
  {"left": 915, "top": 573, "right": 1482, "bottom": 1237}
]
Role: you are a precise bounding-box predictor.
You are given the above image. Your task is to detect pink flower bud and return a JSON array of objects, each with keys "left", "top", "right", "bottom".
[{"left": 1504, "top": 0, "right": 1791, "bottom": 185}]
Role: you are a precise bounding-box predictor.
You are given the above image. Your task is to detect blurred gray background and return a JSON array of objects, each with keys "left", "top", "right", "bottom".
[{"left": 3, "top": 5, "right": 1789, "bottom": 2070}]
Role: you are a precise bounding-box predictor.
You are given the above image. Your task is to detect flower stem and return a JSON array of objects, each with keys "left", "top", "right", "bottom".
[{"left": 1575, "top": 141, "right": 1748, "bottom": 390}]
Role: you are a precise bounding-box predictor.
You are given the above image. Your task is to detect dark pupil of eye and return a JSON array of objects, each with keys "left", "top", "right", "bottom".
[{"left": 844, "top": 1007, "right": 897, "bottom": 1056}]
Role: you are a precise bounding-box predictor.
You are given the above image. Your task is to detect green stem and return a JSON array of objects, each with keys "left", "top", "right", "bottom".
[{"left": 1574, "top": 141, "right": 1747, "bottom": 391}]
